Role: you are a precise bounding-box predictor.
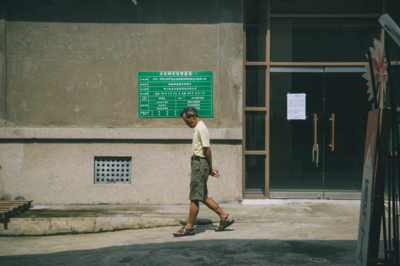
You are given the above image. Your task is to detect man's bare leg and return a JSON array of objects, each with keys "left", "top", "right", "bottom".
[
  {"left": 201, "top": 198, "right": 228, "bottom": 221},
  {"left": 185, "top": 200, "right": 200, "bottom": 229},
  {"left": 174, "top": 198, "right": 229, "bottom": 234},
  {"left": 173, "top": 200, "right": 199, "bottom": 234}
]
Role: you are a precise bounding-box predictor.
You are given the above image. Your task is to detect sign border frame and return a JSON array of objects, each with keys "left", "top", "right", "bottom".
[{"left": 138, "top": 71, "right": 214, "bottom": 119}]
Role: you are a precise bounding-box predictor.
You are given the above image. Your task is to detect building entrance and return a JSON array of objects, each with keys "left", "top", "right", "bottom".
[
  {"left": 242, "top": 0, "right": 387, "bottom": 199},
  {"left": 268, "top": 67, "right": 370, "bottom": 199}
]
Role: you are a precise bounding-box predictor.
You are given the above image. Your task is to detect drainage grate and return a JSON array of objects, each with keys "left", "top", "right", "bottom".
[
  {"left": 98, "top": 214, "right": 141, "bottom": 217},
  {"left": 94, "top": 157, "right": 132, "bottom": 184}
]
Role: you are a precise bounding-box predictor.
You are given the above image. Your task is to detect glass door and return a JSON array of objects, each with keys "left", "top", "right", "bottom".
[
  {"left": 323, "top": 69, "right": 371, "bottom": 195},
  {"left": 269, "top": 67, "right": 369, "bottom": 198},
  {"left": 269, "top": 68, "right": 324, "bottom": 191}
]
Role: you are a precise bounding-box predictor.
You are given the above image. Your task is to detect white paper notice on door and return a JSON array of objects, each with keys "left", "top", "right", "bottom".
[{"left": 287, "top": 93, "right": 306, "bottom": 120}]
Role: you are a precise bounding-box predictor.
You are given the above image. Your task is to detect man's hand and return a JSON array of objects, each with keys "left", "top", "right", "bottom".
[
  {"left": 204, "top": 147, "right": 219, "bottom": 177},
  {"left": 210, "top": 167, "right": 220, "bottom": 178}
]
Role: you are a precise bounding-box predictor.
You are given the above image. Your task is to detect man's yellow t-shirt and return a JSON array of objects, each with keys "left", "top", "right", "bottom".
[{"left": 192, "top": 120, "right": 210, "bottom": 158}]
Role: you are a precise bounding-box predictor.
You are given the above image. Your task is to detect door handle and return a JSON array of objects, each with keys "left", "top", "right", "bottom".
[
  {"left": 329, "top": 114, "right": 335, "bottom": 151},
  {"left": 312, "top": 113, "right": 319, "bottom": 167},
  {"left": 313, "top": 113, "right": 317, "bottom": 151}
]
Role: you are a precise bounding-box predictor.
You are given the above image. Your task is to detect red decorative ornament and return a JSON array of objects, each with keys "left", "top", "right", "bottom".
[{"left": 362, "top": 38, "right": 388, "bottom": 108}]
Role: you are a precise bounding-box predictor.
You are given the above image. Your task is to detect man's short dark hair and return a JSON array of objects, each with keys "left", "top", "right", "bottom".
[{"left": 180, "top": 107, "right": 199, "bottom": 118}]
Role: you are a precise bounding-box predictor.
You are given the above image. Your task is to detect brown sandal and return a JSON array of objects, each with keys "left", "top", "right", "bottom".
[
  {"left": 215, "top": 214, "right": 234, "bottom": 231},
  {"left": 173, "top": 227, "right": 195, "bottom": 237}
]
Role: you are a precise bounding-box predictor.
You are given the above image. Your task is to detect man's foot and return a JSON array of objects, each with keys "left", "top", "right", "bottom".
[
  {"left": 215, "top": 214, "right": 234, "bottom": 231},
  {"left": 173, "top": 227, "right": 195, "bottom": 237}
]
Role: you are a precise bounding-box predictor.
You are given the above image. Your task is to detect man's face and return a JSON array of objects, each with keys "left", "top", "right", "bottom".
[{"left": 182, "top": 113, "right": 196, "bottom": 128}]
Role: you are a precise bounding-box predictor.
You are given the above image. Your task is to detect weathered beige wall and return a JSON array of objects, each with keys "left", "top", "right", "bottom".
[
  {"left": 4, "top": 0, "right": 243, "bottom": 128},
  {"left": 0, "top": 1, "right": 244, "bottom": 204},
  {"left": 0, "top": 141, "right": 242, "bottom": 204},
  {"left": 0, "top": 0, "right": 6, "bottom": 124}
]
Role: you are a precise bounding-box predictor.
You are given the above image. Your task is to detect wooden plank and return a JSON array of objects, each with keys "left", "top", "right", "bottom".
[
  {"left": 0, "top": 200, "right": 32, "bottom": 230},
  {"left": 0, "top": 204, "right": 29, "bottom": 214},
  {"left": 1, "top": 204, "right": 23, "bottom": 208},
  {"left": 0, "top": 209, "right": 17, "bottom": 216},
  {"left": 0, "top": 203, "right": 32, "bottom": 214},
  {"left": 0, "top": 200, "right": 33, "bottom": 230},
  {"left": 0, "top": 200, "right": 33, "bottom": 203},
  {"left": 0, "top": 205, "right": 24, "bottom": 209},
  {"left": 0, "top": 205, "right": 22, "bottom": 212},
  {"left": 0, "top": 203, "right": 24, "bottom": 206},
  {"left": 0, "top": 202, "right": 32, "bottom": 210},
  {"left": 0, "top": 207, "right": 15, "bottom": 211},
  {"left": 0, "top": 201, "right": 32, "bottom": 204},
  {"left": 0, "top": 204, "right": 31, "bottom": 209},
  {"left": 0, "top": 204, "right": 28, "bottom": 210}
]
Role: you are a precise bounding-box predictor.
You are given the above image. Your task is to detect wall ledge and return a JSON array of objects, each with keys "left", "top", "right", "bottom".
[{"left": 0, "top": 127, "right": 242, "bottom": 140}]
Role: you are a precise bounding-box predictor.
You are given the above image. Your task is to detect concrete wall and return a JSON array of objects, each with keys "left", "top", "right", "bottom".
[
  {"left": 0, "top": 140, "right": 242, "bottom": 204},
  {"left": 4, "top": 0, "right": 243, "bottom": 128},
  {"left": 0, "top": 0, "right": 244, "bottom": 204},
  {"left": 0, "top": 0, "right": 6, "bottom": 125}
]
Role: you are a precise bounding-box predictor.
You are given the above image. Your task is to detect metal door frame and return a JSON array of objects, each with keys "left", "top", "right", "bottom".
[{"left": 267, "top": 67, "right": 366, "bottom": 199}]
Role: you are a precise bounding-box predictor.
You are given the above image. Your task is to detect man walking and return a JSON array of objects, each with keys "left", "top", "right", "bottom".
[{"left": 173, "top": 107, "right": 234, "bottom": 237}]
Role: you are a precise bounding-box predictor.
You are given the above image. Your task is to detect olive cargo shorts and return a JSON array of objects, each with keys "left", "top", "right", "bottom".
[{"left": 189, "top": 158, "right": 209, "bottom": 201}]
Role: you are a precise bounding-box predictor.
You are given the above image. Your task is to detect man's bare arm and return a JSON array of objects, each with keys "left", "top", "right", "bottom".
[{"left": 204, "top": 147, "right": 220, "bottom": 177}]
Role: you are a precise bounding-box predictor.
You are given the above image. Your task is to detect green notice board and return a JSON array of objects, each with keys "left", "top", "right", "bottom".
[{"left": 139, "top": 71, "right": 213, "bottom": 118}]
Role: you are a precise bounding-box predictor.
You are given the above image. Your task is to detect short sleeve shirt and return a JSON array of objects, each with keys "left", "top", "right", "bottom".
[{"left": 192, "top": 121, "right": 210, "bottom": 158}]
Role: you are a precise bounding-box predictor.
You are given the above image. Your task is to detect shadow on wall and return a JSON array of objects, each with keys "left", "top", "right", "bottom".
[
  {"left": 5, "top": 0, "right": 242, "bottom": 24},
  {"left": 0, "top": 194, "right": 26, "bottom": 200},
  {"left": 0, "top": 194, "right": 11, "bottom": 200},
  {"left": 1, "top": 239, "right": 358, "bottom": 265}
]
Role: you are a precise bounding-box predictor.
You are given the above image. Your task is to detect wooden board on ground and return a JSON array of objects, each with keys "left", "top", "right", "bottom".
[{"left": 0, "top": 200, "right": 33, "bottom": 229}]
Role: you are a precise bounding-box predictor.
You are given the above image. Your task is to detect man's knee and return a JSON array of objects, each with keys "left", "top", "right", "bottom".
[{"left": 200, "top": 198, "right": 209, "bottom": 204}]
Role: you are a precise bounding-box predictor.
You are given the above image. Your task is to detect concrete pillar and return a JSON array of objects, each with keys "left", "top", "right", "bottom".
[{"left": 0, "top": 0, "right": 6, "bottom": 124}]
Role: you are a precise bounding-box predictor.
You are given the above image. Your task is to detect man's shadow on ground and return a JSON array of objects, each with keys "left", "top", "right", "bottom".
[{"left": 192, "top": 220, "right": 235, "bottom": 234}]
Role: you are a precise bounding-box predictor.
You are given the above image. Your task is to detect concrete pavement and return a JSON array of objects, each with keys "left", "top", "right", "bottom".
[{"left": 0, "top": 200, "right": 364, "bottom": 265}]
